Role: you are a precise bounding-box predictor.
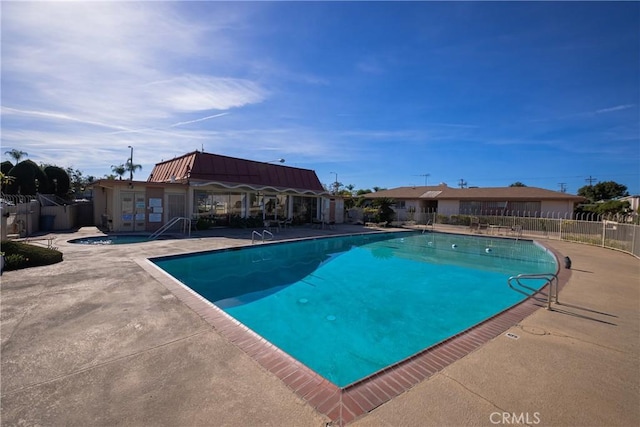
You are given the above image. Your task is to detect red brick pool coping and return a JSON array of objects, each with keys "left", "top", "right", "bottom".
[{"left": 149, "top": 241, "right": 570, "bottom": 426}]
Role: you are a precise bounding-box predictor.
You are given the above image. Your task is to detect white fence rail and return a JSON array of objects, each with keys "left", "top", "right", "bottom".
[{"left": 408, "top": 210, "right": 639, "bottom": 258}]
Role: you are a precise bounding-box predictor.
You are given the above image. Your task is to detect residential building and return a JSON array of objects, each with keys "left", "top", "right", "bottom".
[{"left": 364, "top": 184, "right": 585, "bottom": 219}]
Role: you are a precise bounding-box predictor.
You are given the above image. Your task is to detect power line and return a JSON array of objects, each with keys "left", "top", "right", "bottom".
[{"left": 585, "top": 175, "right": 597, "bottom": 186}]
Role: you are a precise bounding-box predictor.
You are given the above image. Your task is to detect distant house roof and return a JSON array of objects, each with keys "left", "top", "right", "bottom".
[
  {"left": 364, "top": 185, "right": 585, "bottom": 201},
  {"left": 147, "top": 151, "right": 327, "bottom": 195}
]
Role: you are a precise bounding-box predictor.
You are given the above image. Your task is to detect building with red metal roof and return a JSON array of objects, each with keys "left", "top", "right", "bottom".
[{"left": 92, "top": 151, "right": 332, "bottom": 233}]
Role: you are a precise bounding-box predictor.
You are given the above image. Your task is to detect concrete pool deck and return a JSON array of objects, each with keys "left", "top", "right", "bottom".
[{"left": 1, "top": 225, "right": 638, "bottom": 426}]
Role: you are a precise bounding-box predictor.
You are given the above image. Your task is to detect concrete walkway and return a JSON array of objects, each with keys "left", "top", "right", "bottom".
[{"left": 1, "top": 226, "right": 638, "bottom": 426}]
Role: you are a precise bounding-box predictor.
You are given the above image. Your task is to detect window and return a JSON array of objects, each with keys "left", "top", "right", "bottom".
[
  {"left": 194, "top": 190, "right": 243, "bottom": 225},
  {"left": 459, "top": 200, "right": 541, "bottom": 216}
]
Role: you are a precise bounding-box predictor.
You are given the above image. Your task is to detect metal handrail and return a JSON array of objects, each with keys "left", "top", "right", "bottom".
[
  {"left": 421, "top": 219, "right": 434, "bottom": 233},
  {"left": 507, "top": 272, "right": 559, "bottom": 310},
  {"left": 252, "top": 229, "right": 274, "bottom": 244},
  {"left": 148, "top": 217, "right": 191, "bottom": 240}
]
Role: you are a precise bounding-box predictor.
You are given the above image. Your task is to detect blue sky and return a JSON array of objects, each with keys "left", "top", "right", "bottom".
[{"left": 2, "top": 1, "right": 639, "bottom": 195}]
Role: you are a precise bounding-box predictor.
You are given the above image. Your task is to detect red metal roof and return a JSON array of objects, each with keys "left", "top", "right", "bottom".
[{"left": 148, "top": 151, "right": 326, "bottom": 194}]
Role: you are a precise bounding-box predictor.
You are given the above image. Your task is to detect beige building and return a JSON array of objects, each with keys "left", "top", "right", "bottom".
[{"left": 364, "top": 184, "right": 586, "bottom": 219}]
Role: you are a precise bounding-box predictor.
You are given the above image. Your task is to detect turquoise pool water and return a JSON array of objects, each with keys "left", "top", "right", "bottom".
[
  {"left": 152, "top": 232, "right": 556, "bottom": 387},
  {"left": 69, "top": 235, "right": 169, "bottom": 245}
]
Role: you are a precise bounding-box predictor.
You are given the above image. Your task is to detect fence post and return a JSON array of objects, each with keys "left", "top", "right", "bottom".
[
  {"left": 602, "top": 220, "right": 606, "bottom": 247},
  {"left": 559, "top": 217, "right": 562, "bottom": 240}
]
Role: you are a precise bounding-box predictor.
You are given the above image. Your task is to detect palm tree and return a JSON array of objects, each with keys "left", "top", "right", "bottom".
[
  {"left": 5, "top": 149, "right": 28, "bottom": 163},
  {"left": 125, "top": 159, "right": 142, "bottom": 181},
  {"left": 111, "top": 164, "right": 126, "bottom": 180}
]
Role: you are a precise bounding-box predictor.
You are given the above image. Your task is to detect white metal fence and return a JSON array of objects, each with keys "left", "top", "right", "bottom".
[{"left": 407, "top": 209, "right": 639, "bottom": 258}]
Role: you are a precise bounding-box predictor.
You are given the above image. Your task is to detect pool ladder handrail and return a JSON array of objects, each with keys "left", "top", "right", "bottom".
[
  {"left": 252, "top": 229, "right": 274, "bottom": 244},
  {"left": 507, "top": 272, "right": 559, "bottom": 310},
  {"left": 148, "top": 217, "right": 192, "bottom": 240},
  {"left": 421, "top": 219, "right": 434, "bottom": 233}
]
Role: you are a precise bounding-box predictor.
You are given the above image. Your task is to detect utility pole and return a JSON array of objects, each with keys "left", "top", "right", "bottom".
[
  {"left": 458, "top": 179, "right": 467, "bottom": 188},
  {"left": 585, "top": 175, "right": 597, "bottom": 186},
  {"left": 558, "top": 183, "right": 567, "bottom": 193},
  {"left": 418, "top": 173, "right": 430, "bottom": 186},
  {"left": 127, "top": 145, "right": 134, "bottom": 181}
]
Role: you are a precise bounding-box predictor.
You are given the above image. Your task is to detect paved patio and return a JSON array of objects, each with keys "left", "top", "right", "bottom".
[{"left": 1, "top": 225, "right": 638, "bottom": 426}]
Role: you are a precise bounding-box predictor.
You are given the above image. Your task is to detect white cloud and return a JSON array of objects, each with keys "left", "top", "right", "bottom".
[
  {"left": 0, "top": 1, "right": 277, "bottom": 177},
  {"left": 148, "top": 76, "right": 266, "bottom": 112},
  {"left": 1, "top": 2, "right": 267, "bottom": 132},
  {"left": 595, "top": 104, "right": 635, "bottom": 114}
]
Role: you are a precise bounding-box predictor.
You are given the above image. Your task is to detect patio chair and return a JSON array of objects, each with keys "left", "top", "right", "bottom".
[{"left": 283, "top": 217, "right": 293, "bottom": 230}]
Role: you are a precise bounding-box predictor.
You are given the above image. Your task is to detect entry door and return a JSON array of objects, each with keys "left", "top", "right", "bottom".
[{"left": 120, "top": 191, "right": 146, "bottom": 232}]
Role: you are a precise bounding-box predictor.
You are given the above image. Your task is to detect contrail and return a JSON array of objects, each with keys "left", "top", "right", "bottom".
[
  {"left": 170, "top": 112, "right": 229, "bottom": 127},
  {"left": 1, "top": 106, "right": 131, "bottom": 131}
]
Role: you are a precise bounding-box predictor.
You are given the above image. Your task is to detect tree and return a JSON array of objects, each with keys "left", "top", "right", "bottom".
[
  {"left": 354, "top": 189, "right": 372, "bottom": 207},
  {"left": 125, "top": 159, "right": 142, "bottom": 180},
  {"left": 111, "top": 164, "right": 126, "bottom": 180},
  {"left": 0, "top": 171, "right": 15, "bottom": 193},
  {"left": 577, "top": 181, "right": 629, "bottom": 202},
  {"left": 371, "top": 197, "right": 395, "bottom": 225},
  {"left": 5, "top": 160, "right": 48, "bottom": 195},
  {"left": 4, "top": 149, "right": 28, "bottom": 163},
  {"left": 66, "top": 167, "right": 95, "bottom": 198},
  {"left": 1, "top": 161, "right": 13, "bottom": 175},
  {"left": 43, "top": 166, "right": 71, "bottom": 196},
  {"left": 510, "top": 182, "right": 527, "bottom": 187},
  {"left": 331, "top": 181, "right": 343, "bottom": 195}
]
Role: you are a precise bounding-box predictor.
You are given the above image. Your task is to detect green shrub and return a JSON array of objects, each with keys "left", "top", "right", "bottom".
[
  {"left": 196, "top": 217, "right": 213, "bottom": 230},
  {"left": 1, "top": 240, "right": 63, "bottom": 271}
]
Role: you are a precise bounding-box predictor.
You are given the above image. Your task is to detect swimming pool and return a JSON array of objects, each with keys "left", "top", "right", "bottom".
[{"left": 152, "top": 232, "right": 557, "bottom": 387}]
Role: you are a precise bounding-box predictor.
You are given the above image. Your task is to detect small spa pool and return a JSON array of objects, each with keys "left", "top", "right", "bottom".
[
  {"left": 151, "top": 232, "right": 557, "bottom": 387},
  {"left": 68, "top": 235, "right": 171, "bottom": 245}
]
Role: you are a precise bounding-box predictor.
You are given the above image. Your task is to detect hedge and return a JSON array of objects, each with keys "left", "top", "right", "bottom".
[{"left": 1, "top": 240, "right": 63, "bottom": 271}]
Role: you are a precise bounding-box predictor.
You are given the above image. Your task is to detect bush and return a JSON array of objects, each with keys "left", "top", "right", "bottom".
[
  {"left": 1, "top": 240, "right": 63, "bottom": 271},
  {"left": 196, "top": 217, "right": 213, "bottom": 230},
  {"left": 229, "top": 215, "right": 265, "bottom": 228}
]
